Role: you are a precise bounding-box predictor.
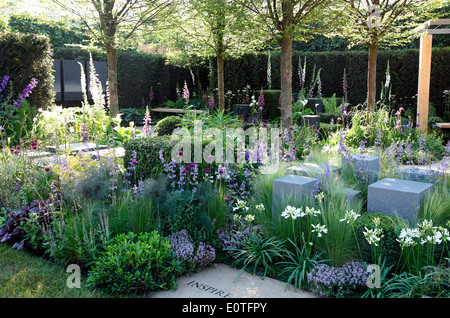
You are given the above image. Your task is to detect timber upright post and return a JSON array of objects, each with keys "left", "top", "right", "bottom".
[{"left": 417, "top": 33, "right": 433, "bottom": 133}]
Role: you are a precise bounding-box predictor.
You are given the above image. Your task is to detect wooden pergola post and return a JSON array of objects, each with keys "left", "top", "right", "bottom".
[
  {"left": 415, "top": 19, "right": 450, "bottom": 132},
  {"left": 417, "top": 34, "right": 433, "bottom": 132}
]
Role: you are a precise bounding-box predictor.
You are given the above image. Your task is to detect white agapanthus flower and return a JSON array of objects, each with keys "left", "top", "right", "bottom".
[
  {"left": 311, "top": 223, "right": 328, "bottom": 237},
  {"left": 314, "top": 192, "right": 324, "bottom": 203},
  {"left": 363, "top": 227, "right": 382, "bottom": 246},
  {"left": 255, "top": 204, "right": 265, "bottom": 211},
  {"left": 281, "top": 205, "right": 305, "bottom": 220},
  {"left": 233, "top": 199, "right": 249, "bottom": 212},
  {"left": 305, "top": 206, "right": 321, "bottom": 217},
  {"left": 245, "top": 214, "right": 255, "bottom": 222},
  {"left": 340, "top": 209, "right": 361, "bottom": 224}
]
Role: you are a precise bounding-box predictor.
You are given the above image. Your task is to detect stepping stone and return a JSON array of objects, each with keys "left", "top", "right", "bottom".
[
  {"left": 84, "top": 147, "right": 125, "bottom": 160},
  {"left": 46, "top": 142, "right": 108, "bottom": 154},
  {"left": 24, "top": 150, "right": 53, "bottom": 159},
  {"left": 342, "top": 154, "right": 380, "bottom": 183},
  {"left": 272, "top": 175, "right": 316, "bottom": 217},
  {"left": 367, "top": 178, "right": 433, "bottom": 222},
  {"left": 286, "top": 162, "right": 340, "bottom": 177},
  {"left": 399, "top": 167, "right": 447, "bottom": 183}
]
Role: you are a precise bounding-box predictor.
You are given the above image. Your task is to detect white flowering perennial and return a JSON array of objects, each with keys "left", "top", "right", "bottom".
[
  {"left": 397, "top": 228, "right": 420, "bottom": 247},
  {"left": 340, "top": 209, "right": 361, "bottom": 224},
  {"left": 396, "top": 220, "right": 450, "bottom": 248},
  {"left": 314, "top": 192, "right": 325, "bottom": 203},
  {"left": 281, "top": 205, "right": 305, "bottom": 219},
  {"left": 305, "top": 206, "right": 321, "bottom": 217},
  {"left": 244, "top": 214, "right": 255, "bottom": 222},
  {"left": 233, "top": 199, "right": 249, "bottom": 212},
  {"left": 255, "top": 204, "right": 265, "bottom": 211},
  {"left": 311, "top": 224, "right": 328, "bottom": 237},
  {"left": 363, "top": 227, "right": 382, "bottom": 247}
]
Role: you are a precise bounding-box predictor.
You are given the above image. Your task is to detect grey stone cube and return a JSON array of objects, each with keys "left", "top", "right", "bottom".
[
  {"left": 301, "top": 115, "right": 320, "bottom": 130},
  {"left": 399, "top": 167, "right": 446, "bottom": 183},
  {"left": 272, "top": 175, "right": 316, "bottom": 217},
  {"left": 335, "top": 188, "right": 362, "bottom": 204},
  {"left": 341, "top": 154, "right": 380, "bottom": 183},
  {"left": 367, "top": 178, "right": 433, "bottom": 222},
  {"left": 286, "top": 162, "right": 340, "bottom": 177}
]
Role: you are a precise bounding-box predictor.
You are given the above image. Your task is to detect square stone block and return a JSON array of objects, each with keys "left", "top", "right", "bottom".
[
  {"left": 301, "top": 115, "right": 320, "bottom": 130},
  {"left": 286, "top": 162, "right": 340, "bottom": 177},
  {"left": 272, "top": 175, "right": 316, "bottom": 216},
  {"left": 399, "top": 167, "right": 447, "bottom": 183},
  {"left": 342, "top": 154, "right": 380, "bottom": 183},
  {"left": 335, "top": 188, "right": 362, "bottom": 204},
  {"left": 367, "top": 178, "right": 433, "bottom": 222}
]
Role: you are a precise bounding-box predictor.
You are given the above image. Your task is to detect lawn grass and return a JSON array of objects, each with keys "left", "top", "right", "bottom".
[{"left": 0, "top": 243, "right": 125, "bottom": 298}]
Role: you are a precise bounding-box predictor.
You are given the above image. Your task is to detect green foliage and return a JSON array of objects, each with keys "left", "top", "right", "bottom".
[
  {"left": 107, "top": 192, "right": 160, "bottom": 236},
  {"left": 154, "top": 115, "right": 182, "bottom": 136},
  {"left": 212, "top": 49, "right": 450, "bottom": 118},
  {"left": 227, "top": 231, "right": 286, "bottom": 281},
  {"left": 8, "top": 13, "right": 89, "bottom": 48},
  {"left": 123, "top": 135, "right": 177, "bottom": 180},
  {"left": 86, "top": 231, "right": 181, "bottom": 294},
  {"left": 0, "top": 32, "right": 54, "bottom": 110},
  {"left": 277, "top": 237, "right": 326, "bottom": 292},
  {"left": 354, "top": 212, "right": 403, "bottom": 269},
  {"left": 41, "top": 204, "right": 111, "bottom": 267},
  {"left": 119, "top": 108, "right": 145, "bottom": 127}
]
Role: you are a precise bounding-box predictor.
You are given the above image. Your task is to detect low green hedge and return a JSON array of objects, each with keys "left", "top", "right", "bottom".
[
  {"left": 154, "top": 116, "right": 182, "bottom": 136},
  {"left": 123, "top": 135, "right": 217, "bottom": 181}
]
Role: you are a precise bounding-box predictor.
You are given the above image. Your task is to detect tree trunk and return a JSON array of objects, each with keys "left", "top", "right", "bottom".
[
  {"left": 217, "top": 54, "right": 225, "bottom": 112},
  {"left": 280, "top": 35, "right": 293, "bottom": 130},
  {"left": 106, "top": 46, "right": 119, "bottom": 119},
  {"left": 367, "top": 43, "right": 378, "bottom": 112}
]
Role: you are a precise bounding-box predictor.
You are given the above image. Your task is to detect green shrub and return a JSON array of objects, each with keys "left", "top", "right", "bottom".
[
  {"left": 354, "top": 212, "right": 403, "bottom": 269},
  {"left": 86, "top": 231, "right": 181, "bottom": 294},
  {"left": 154, "top": 115, "right": 182, "bottom": 136}
]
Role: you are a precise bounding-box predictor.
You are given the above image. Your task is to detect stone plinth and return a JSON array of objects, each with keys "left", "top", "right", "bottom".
[
  {"left": 342, "top": 154, "right": 380, "bottom": 183},
  {"left": 367, "top": 178, "right": 433, "bottom": 222},
  {"left": 272, "top": 175, "right": 316, "bottom": 216},
  {"left": 399, "top": 167, "right": 447, "bottom": 183}
]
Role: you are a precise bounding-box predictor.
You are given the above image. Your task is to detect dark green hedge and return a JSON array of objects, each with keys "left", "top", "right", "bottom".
[
  {"left": 0, "top": 32, "right": 54, "bottom": 109},
  {"left": 214, "top": 48, "right": 450, "bottom": 118},
  {"left": 53, "top": 47, "right": 208, "bottom": 109},
  {"left": 53, "top": 46, "right": 450, "bottom": 119}
]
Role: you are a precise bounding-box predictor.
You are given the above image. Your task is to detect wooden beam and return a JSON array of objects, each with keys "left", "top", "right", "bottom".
[{"left": 417, "top": 34, "right": 433, "bottom": 133}]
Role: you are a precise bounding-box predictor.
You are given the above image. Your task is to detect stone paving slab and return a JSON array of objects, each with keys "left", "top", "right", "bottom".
[{"left": 146, "top": 263, "right": 316, "bottom": 299}]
